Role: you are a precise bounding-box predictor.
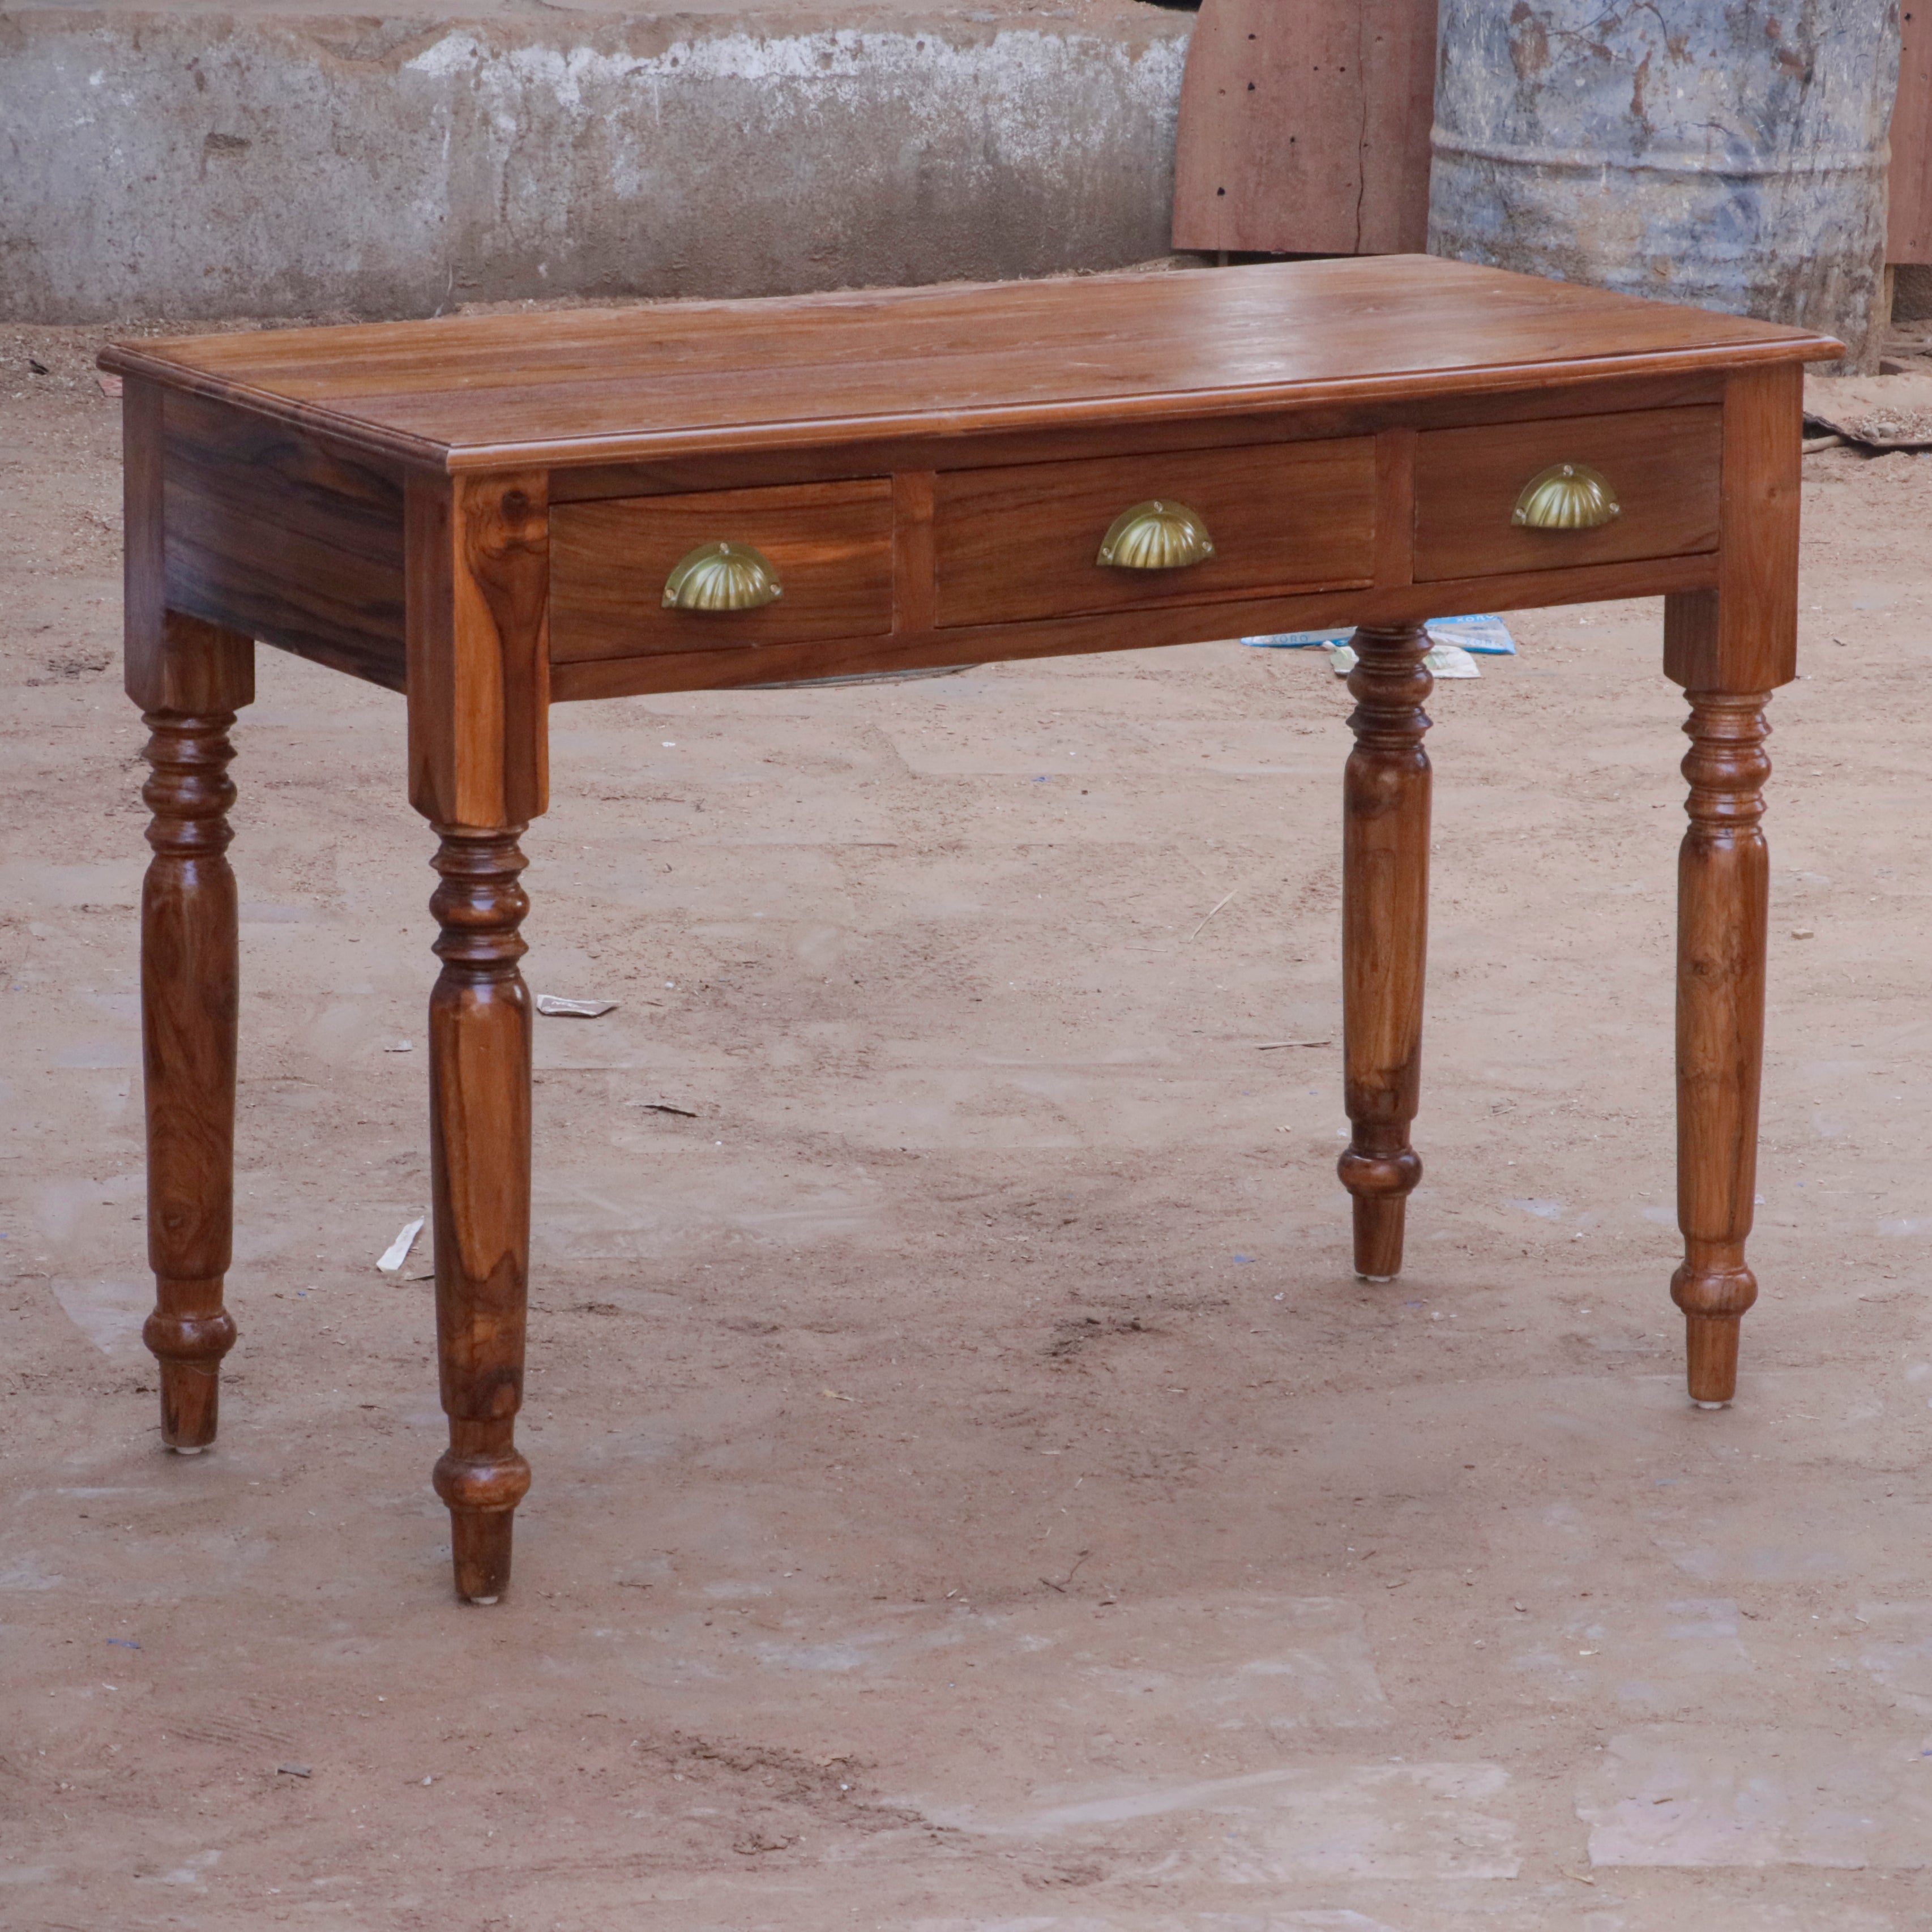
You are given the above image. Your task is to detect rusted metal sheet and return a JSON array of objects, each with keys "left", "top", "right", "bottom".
[
  {"left": 1429, "top": 1, "right": 1900, "bottom": 372},
  {"left": 1172, "top": 0, "right": 1439, "bottom": 255},
  {"left": 1889, "top": 4, "right": 1932, "bottom": 264}
]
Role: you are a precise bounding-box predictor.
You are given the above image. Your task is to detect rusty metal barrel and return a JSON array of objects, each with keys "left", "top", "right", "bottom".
[{"left": 1428, "top": 2, "right": 1901, "bottom": 370}]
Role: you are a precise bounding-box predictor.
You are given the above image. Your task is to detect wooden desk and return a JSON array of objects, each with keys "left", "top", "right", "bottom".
[{"left": 102, "top": 258, "right": 1839, "bottom": 1604}]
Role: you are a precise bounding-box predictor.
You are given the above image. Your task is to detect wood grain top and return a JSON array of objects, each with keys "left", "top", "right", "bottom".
[{"left": 102, "top": 257, "right": 1841, "bottom": 473}]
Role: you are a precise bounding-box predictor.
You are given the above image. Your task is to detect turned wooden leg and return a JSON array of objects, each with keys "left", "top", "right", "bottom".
[
  {"left": 427, "top": 826, "right": 534, "bottom": 1602},
  {"left": 1672, "top": 691, "right": 1771, "bottom": 1405},
  {"left": 140, "top": 708, "right": 242, "bottom": 1448},
  {"left": 123, "top": 384, "right": 255, "bottom": 1452},
  {"left": 1338, "top": 622, "right": 1431, "bottom": 1281},
  {"left": 407, "top": 466, "right": 549, "bottom": 1598}
]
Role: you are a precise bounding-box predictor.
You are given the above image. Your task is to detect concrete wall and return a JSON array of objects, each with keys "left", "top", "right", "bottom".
[{"left": 0, "top": 2, "right": 1192, "bottom": 322}]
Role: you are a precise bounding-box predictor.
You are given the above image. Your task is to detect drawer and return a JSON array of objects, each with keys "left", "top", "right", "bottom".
[
  {"left": 550, "top": 478, "right": 894, "bottom": 663},
  {"left": 1413, "top": 406, "right": 1721, "bottom": 583},
  {"left": 932, "top": 438, "right": 1377, "bottom": 629}
]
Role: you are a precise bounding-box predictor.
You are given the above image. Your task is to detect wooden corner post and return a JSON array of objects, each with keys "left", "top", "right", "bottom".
[
  {"left": 405, "top": 468, "right": 550, "bottom": 1603},
  {"left": 125, "top": 377, "right": 257, "bottom": 1452},
  {"left": 1662, "top": 362, "right": 1801, "bottom": 1407}
]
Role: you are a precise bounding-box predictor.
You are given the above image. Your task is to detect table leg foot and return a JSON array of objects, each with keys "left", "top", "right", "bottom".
[
  {"left": 144, "top": 1304, "right": 234, "bottom": 1449},
  {"left": 1347, "top": 1185, "right": 1414, "bottom": 1283},
  {"left": 435, "top": 1423, "right": 531, "bottom": 1603},
  {"left": 1674, "top": 1259, "right": 1755, "bottom": 1405},
  {"left": 450, "top": 1522, "right": 514, "bottom": 1606},
  {"left": 1339, "top": 622, "right": 1431, "bottom": 1284},
  {"left": 1685, "top": 1312, "right": 1742, "bottom": 1407},
  {"left": 161, "top": 1367, "right": 216, "bottom": 1440}
]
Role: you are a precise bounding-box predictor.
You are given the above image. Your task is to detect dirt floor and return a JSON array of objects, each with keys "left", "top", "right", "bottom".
[{"left": 6, "top": 317, "right": 1932, "bottom": 1930}]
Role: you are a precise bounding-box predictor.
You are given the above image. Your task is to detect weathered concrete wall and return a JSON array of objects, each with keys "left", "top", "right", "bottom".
[{"left": 0, "top": 2, "right": 1192, "bottom": 321}]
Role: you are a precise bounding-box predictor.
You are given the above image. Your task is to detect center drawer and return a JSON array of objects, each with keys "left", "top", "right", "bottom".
[{"left": 931, "top": 438, "right": 1378, "bottom": 629}]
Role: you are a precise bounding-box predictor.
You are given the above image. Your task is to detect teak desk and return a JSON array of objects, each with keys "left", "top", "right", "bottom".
[{"left": 102, "top": 259, "right": 1839, "bottom": 1604}]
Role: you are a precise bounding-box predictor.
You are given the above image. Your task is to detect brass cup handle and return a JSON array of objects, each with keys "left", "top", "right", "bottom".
[
  {"left": 662, "top": 540, "right": 784, "bottom": 611},
  {"left": 1511, "top": 462, "right": 1621, "bottom": 531},
  {"left": 1096, "top": 499, "right": 1216, "bottom": 570}
]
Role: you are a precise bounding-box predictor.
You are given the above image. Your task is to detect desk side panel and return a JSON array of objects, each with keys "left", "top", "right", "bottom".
[{"left": 162, "top": 391, "right": 408, "bottom": 693}]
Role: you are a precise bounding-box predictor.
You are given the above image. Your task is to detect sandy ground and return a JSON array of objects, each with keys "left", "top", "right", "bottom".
[{"left": 6, "top": 322, "right": 1932, "bottom": 1929}]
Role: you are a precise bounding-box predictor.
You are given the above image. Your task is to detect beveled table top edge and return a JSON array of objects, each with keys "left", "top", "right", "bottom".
[
  {"left": 99, "top": 257, "right": 1844, "bottom": 475},
  {"left": 100, "top": 340, "right": 1842, "bottom": 477}
]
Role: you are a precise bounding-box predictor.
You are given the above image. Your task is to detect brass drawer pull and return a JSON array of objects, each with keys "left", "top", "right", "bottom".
[
  {"left": 662, "top": 541, "right": 784, "bottom": 611},
  {"left": 1511, "top": 462, "right": 1621, "bottom": 531},
  {"left": 1096, "top": 499, "right": 1216, "bottom": 570}
]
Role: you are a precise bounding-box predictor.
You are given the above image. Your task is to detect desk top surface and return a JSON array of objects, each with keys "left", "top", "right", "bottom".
[{"left": 103, "top": 257, "right": 1839, "bottom": 473}]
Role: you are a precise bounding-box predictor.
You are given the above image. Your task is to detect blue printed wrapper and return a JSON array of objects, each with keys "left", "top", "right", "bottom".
[{"left": 1244, "top": 614, "right": 1517, "bottom": 655}]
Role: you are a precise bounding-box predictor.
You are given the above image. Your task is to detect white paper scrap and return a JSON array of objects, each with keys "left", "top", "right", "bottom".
[
  {"left": 1328, "top": 641, "right": 1481, "bottom": 679},
  {"left": 377, "top": 1216, "right": 425, "bottom": 1274},
  {"left": 536, "top": 995, "right": 617, "bottom": 1018}
]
